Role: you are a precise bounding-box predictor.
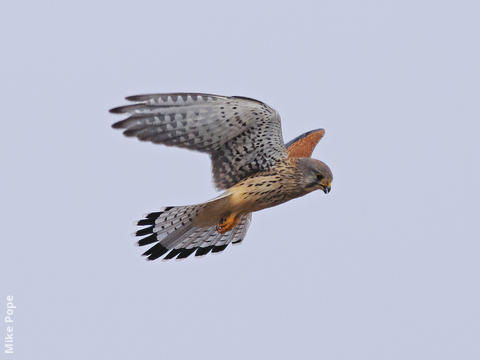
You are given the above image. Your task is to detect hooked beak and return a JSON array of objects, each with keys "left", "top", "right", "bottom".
[{"left": 323, "top": 185, "right": 331, "bottom": 194}]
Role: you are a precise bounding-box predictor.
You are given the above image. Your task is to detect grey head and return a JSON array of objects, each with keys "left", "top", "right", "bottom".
[{"left": 295, "top": 158, "right": 333, "bottom": 194}]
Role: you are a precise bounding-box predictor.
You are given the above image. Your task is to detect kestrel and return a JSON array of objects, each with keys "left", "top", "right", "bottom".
[{"left": 110, "top": 93, "right": 333, "bottom": 260}]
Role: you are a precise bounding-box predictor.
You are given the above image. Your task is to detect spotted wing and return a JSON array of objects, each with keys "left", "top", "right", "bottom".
[
  {"left": 110, "top": 93, "right": 287, "bottom": 189},
  {"left": 286, "top": 129, "right": 325, "bottom": 158}
]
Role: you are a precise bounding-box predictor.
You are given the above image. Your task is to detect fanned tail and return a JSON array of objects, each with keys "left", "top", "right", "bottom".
[{"left": 134, "top": 205, "right": 252, "bottom": 261}]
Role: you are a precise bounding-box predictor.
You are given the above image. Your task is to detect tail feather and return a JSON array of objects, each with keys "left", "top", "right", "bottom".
[
  {"left": 135, "top": 205, "right": 252, "bottom": 261},
  {"left": 142, "top": 243, "right": 169, "bottom": 260},
  {"left": 232, "top": 214, "right": 251, "bottom": 244},
  {"left": 137, "top": 233, "right": 158, "bottom": 246}
]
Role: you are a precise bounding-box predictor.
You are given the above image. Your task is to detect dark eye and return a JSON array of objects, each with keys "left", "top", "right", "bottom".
[{"left": 316, "top": 174, "right": 324, "bottom": 181}]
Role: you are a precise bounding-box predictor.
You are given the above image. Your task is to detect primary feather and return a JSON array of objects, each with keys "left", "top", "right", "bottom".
[{"left": 111, "top": 93, "right": 287, "bottom": 190}]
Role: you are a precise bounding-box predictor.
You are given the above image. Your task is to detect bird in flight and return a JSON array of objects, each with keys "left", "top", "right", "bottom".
[{"left": 110, "top": 93, "right": 333, "bottom": 260}]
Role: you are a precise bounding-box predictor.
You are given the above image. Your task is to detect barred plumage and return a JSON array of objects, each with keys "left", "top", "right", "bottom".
[
  {"left": 111, "top": 93, "right": 286, "bottom": 190},
  {"left": 110, "top": 93, "right": 333, "bottom": 261},
  {"left": 135, "top": 206, "right": 251, "bottom": 261}
]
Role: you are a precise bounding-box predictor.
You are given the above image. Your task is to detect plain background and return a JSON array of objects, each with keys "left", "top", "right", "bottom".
[{"left": 1, "top": 1, "right": 479, "bottom": 359}]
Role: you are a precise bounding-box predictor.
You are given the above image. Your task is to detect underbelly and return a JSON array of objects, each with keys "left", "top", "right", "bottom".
[{"left": 229, "top": 181, "right": 299, "bottom": 214}]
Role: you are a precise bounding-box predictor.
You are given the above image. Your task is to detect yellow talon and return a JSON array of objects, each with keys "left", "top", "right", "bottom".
[{"left": 216, "top": 214, "right": 240, "bottom": 234}]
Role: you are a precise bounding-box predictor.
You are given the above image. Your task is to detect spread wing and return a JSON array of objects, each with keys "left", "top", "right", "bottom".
[
  {"left": 286, "top": 128, "right": 325, "bottom": 158},
  {"left": 110, "top": 93, "right": 287, "bottom": 189}
]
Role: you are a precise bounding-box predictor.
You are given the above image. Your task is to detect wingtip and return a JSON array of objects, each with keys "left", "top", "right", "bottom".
[
  {"left": 125, "top": 94, "right": 147, "bottom": 102},
  {"left": 125, "top": 95, "right": 143, "bottom": 101},
  {"left": 286, "top": 128, "right": 327, "bottom": 157},
  {"left": 109, "top": 106, "right": 124, "bottom": 114},
  {"left": 306, "top": 128, "right": 325, "bottom": 136},
  {"left": 111, "top": 121, "right": 124, "bottom": 129}
]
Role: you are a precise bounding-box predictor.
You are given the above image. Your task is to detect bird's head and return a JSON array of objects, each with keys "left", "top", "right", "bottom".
[{"left": 296, "top": 158, "right": 333, "bottom": 194}]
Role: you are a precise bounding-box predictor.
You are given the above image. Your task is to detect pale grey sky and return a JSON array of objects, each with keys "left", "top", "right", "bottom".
[{"left": 1, "top": 0, "right": 479, "bottom": 359}]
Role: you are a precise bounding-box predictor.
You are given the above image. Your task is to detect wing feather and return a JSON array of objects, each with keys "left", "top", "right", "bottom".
[
  {"left": 110, "top": 93, "right": 287, "bottom": 189},
  {"left": 286, "top": 129, "right": 325, "bottom": 158}
]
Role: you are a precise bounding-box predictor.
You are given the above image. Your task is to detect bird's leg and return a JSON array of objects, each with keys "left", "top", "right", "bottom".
[{"left": 216, "top": 214, "right": 240, "bottom": 234}]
